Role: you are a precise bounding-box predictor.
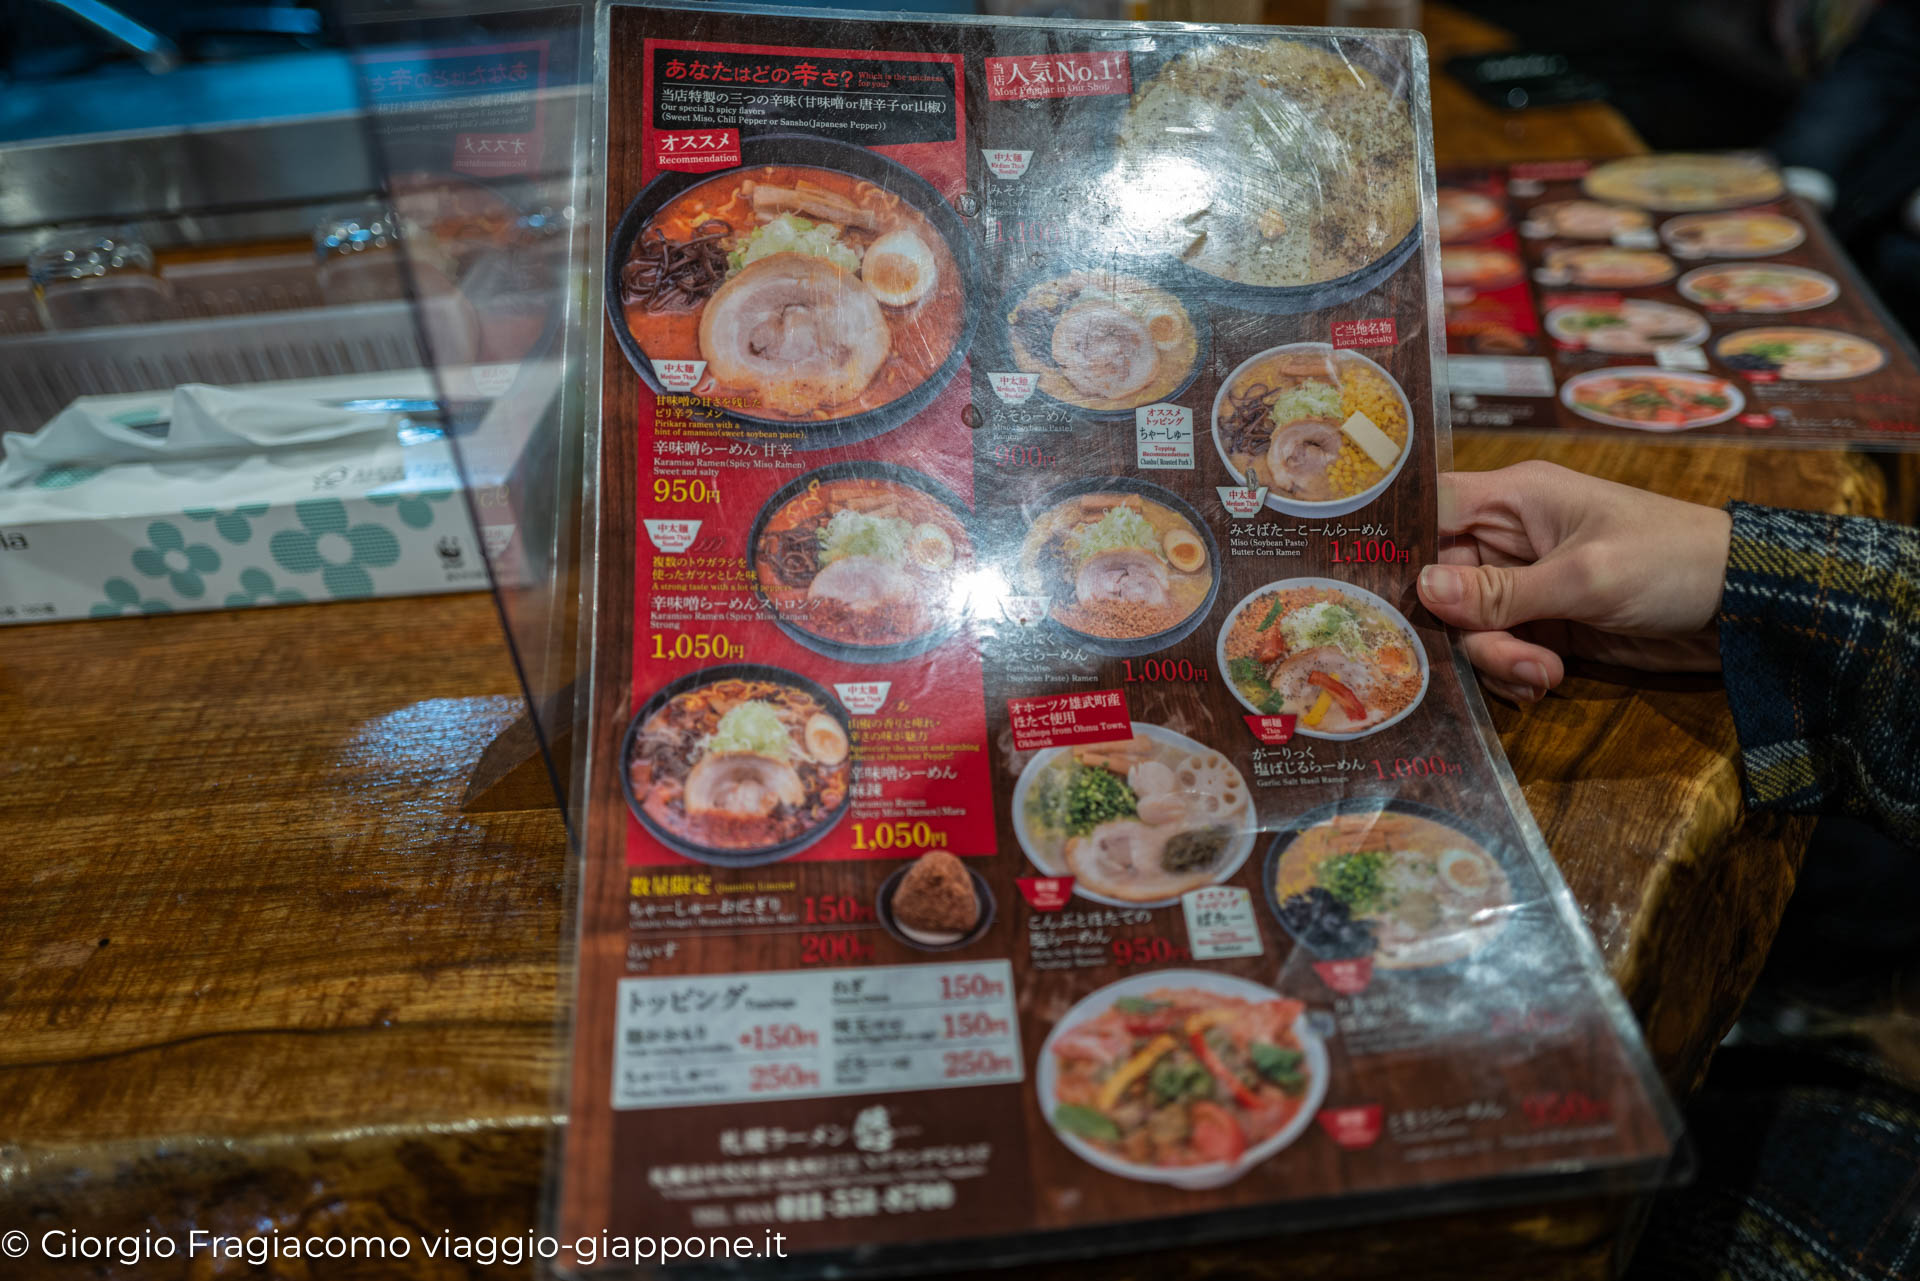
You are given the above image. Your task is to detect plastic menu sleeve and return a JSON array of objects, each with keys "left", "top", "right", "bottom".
[{"left": 556, "top": 5, "right": 1685, "bottom": 1275}]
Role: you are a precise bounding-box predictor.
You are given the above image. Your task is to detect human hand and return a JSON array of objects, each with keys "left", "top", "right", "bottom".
[{"left": 1416, "top": 461, "right": 1733, "bottom": 704}]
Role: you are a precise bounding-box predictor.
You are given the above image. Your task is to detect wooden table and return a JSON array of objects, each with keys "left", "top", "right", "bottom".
[{"left": 0, "top": 5, "right": 1883, "bottom": 1278}]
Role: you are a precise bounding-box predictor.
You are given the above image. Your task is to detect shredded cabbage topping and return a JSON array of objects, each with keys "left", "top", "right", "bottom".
[
  {"left": 1281, "top": 601, "right": 1368, "bottom": 658},
  {"left": 818, "top": 509, "right": 912, "bottom": 567},
  {"left": 1065, "top": 505, "right": 1162, "bottom": 565},
  {"left": 728, "top": 214, "right": 862, "bottom": 276},
  {"left": 1267, "top": 380, "right": 1344, "bottom": 428},
  {"left": 704, "top": 700, "right": 794, "bottom": 761}
]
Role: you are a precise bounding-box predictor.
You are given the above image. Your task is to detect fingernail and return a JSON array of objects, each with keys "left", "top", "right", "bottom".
[
  {"left": 1515, "top": 661, "right": 1548, "bottom": 690},
  {"left": 1420, "top": 564, "right": 1460, "bottom": 604}
]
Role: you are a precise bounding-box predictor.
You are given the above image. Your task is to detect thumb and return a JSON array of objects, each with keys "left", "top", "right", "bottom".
[{"left": 1418, "top": 560, "right": 1587, "bottom": 632}]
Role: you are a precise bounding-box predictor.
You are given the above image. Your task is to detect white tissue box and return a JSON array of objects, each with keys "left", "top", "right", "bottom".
[{"left": 0, "top": 380, "right": 489, "bottom": 625}]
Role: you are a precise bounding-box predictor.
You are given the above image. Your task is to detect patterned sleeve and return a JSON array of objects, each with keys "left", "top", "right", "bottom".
[{"left": 1718, "top": 500, "right": 1920, "bottom": 844}]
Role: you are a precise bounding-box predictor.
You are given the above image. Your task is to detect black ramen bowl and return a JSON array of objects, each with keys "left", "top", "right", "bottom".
[
  {"left": 875, "top": 862, "right": 997, "bottom": 953},
  {"left": 621, "top": 662, "right": 853, "bottom": 868},
  {"left": 1166, "top": 223, "right": 1423, "bottom": 318},
  {"left": 1019, "top": 474, "right": 1223, "bottom": 659},
  {"left": 606, "top": 131, "right": 979, "bottom": 450},
  {"left": 988, "top": 262, "right": 1212, "bottom": 421},
  {"left": 747, "top": 460, "right": 977, "bottom": 665},
  {"left": 1261, "top": 797, "right": 1526, "bottom": 970},
  {"left": 1080, "top": 34, "right": 1424, "bottom": 317}
]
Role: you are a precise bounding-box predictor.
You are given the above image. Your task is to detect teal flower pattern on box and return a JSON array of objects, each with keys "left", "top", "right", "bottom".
[
  {"left": 91, "top": 577, "right": 172, "bottom": 617},
  {"left": 224, "top": 568, "right": 306, "bottom": 609},
  {"left": 186, "top": 503, "right": 270, "bottom": 546},
  {"left": 369, "top": 489, "right": 454, "bottom": 530},
  {"left": 269, "top": 499, "right": 400, "bottom": 598},
  {"left": 131, "top": 520, "right": 220, "bottom": 599},
  {"left": 34, "top": 464, "right": 103, "bottom": 490}
]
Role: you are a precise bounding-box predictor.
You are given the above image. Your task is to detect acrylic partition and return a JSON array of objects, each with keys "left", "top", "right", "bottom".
[{"left": 338, "top": 0, "right": 598, "bottom": 831}]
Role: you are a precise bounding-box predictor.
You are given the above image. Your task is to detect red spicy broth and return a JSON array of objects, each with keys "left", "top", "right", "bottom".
[{"left": 620, "top": 165, "right": 965, "bottom": 421}]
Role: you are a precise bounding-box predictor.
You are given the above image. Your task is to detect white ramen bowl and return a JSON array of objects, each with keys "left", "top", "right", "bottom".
[
  {"left": 1675, "top": 263, "right": 1839, "bottom": 314},
  {"left": 1010, "top": 721, "right": 1258, "bottom": 908},
  {"left": 1036, "top": 969, "right": 1329, "bottom": 1191},
  {"left": 1215, "top": 577, "right": 1431, "bottom": 741},
  {"left": 1558, "top": 366, "right": 1745, "bottom": 431},
  {"left": 1210, "top": 341, "right": 1414, "bottom": 520}
]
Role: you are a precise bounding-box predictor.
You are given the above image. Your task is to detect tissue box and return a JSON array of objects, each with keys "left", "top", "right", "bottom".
[{"left": 0, "top": 381, "right": 489, "bottom": 625}]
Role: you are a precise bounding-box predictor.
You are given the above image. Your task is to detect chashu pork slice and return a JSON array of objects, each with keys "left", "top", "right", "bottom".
[
  {"left": 1050, "top": 299, "right": 1157, "bottom": 402},
  {"left": 683, "top": 751, "right": 806, "bottom": 819},
  {"left": 806, "top": 554, "right": 916, "bottom": 612},
  {"left": 1074, "top": 547, "right": 1170, "bottom": 607},
  {"left": 699, "top": 252, "right": 890, "bottom": 416},
  {"left": 1064, "top": 819, "right": 1218, "bottom": 903}
]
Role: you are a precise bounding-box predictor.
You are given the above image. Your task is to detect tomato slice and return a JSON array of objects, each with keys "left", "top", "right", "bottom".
[{"left": 1189, "top": 1101, "right": 1247, "bottom": 1164}]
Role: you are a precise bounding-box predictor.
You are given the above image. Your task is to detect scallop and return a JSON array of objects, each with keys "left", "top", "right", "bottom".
[
  {"left": 804, "top": 712, "right": 849, "bottom": 766},
  {"left": 1162, "top": 527, "right": 1206, "bottom": 574},
  {"left": 1437, "top": 847, "right": 1493, "bottom": 897},
  {"left": 1127, "top": 759, "right": 1178, "bottom": 798},
  {"left": 909, "top": 522, "right": 955, "bottom": 570},
  {"left": 1136, "top": 791, "right": 1190, "bottom": 827},
  {"left": 861, "top": 229, "right": 938, "bottom": 307}
]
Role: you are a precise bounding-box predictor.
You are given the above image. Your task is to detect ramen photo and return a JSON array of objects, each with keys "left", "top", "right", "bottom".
[
  {"left": 1661, "top": 210, "right": 1804, "bottom": 257},
  {"left": 618, "top": 162, "right": 965, "bottom": 422},
  {"left": 1542, "top": 246, "right": 1677, "bottom": 289},
  {"left": 1218, "top": 580, "right": 1427, "bottom": 737},
  {"left": 1437, "top": 187, "right": 1505, "bottom": 242},
  {"left": 1005, "top": 270, "right": 1201, "bottom": 413},
  {"left": 1544, "top": 299, "right": 1709, "bottom": 354},
  {"left": 1560, "top": 368, "right": 1743, "bottom": 430},
  {"left": 1582, "top": 152, "right": 1784, "bottom": 211},
  {"left": 1522, "top": 199, "right": 1651, "bottom": 240},
  {"left": 1677, "top": 264, "right": 1839, "bottom": 313},
  {"left": 1018, "top": 487, "right": 1216, "bottom": 647},
  {"left": 1716, "top": 327, "right": 1887, "bottom": 381},
  {"left": 1270, "top": 805, "right": 1513, "bottom": 969},
  {"left": 1113, "top": 38, "right": 1417, "bottom": 289},
  {"left": 1441, "top": 246, "right": 1523, "bottom": 291},
  {"left": 1015, "top": 726, "right": 1254, "bottom": 905},
  {"left": 753, "top": 469, "right": 972, "bottom": 655},
  {"left": 1213, "top": 344, "right": 1411, "bottom": 512},
  {"left": 626, "top": 672, "right": 851, "bottom": 860},
  {"left": 1041, "top": 974, "right": 1323, "bottom": 1187}
]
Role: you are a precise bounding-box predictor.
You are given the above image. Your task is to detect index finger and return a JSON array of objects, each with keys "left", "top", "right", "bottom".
[{"left": 1436, "top": 469, "right": 1511, "bottom": 538}]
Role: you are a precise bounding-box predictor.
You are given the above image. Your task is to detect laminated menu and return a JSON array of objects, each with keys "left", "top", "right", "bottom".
[
  {"left": 1439, "top": 156, "right": 1920, "bottom": 445},
  {"left": 560, "top": 4, "right": 1683, "bottom": 1274}
]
